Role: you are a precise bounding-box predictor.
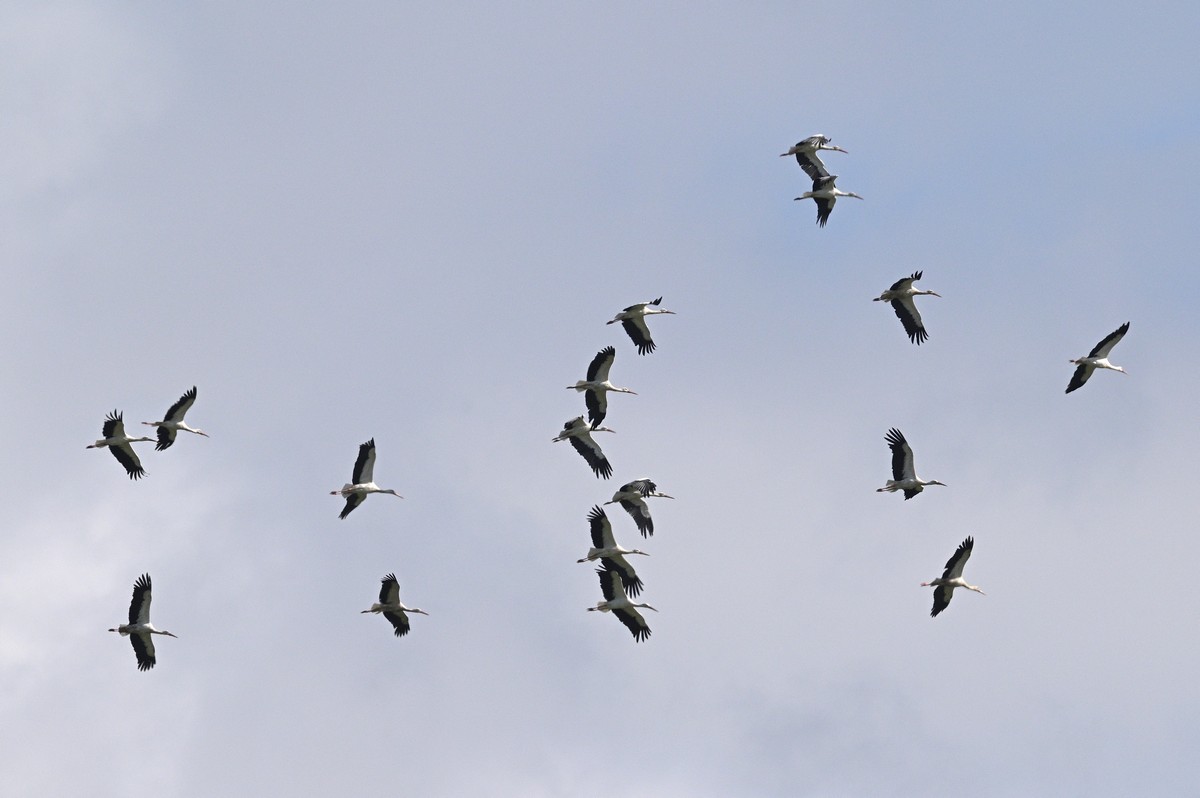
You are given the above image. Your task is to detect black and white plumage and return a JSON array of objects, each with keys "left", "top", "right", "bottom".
[
  {"left": 566, "top": 346, "right": 637, "bottom": 429},
  {"left": 1066, "top": 322, "right": 1130, "bottom": 394},
  {"left": 780, "top": 135, "right": 847, "bottom": 182},
  {"left": 921, "top": 537, "right": 985, "bottom": 617},
  {"left": 108, "top": 573, "right": 177, "bottom": 671},
  {"left": 86, "top": 410, "right": 154, "bottom": 480},
  {"left": 577, "top": 506, "right": 647, "bottom": 597},
  {"left": 552, "top": 416, "right": 614, "bottom": 479},
  {"left": 604, "top": 478, "right": 674, "bottom": 537},
  {"left": 330, "top": 438, "right": 403, "bottom": 519},
  {"left": 876, "top": 428, "right": 945, "bottom": 500},
  {"left": 873, "top": 272, "right": 941, "bottom": 345},
  {"left": 361, "top": 573, "right": 428, "bottom": 637},
  {"left": 588, "top": 563, "right": 656, "bottom": 642},
  {"left": 606, "top": 297, "right": 675, "bottom": 355},
  {"left": 794, "top": 174, "right": 863, "bottom": 227},
  {"left": 143, "top": 386, "right": 209, "bottom": 450}
]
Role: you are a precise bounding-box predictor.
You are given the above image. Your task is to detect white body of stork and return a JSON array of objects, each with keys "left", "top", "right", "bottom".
[
  {"left": 876, "top": 428, "right": 945, "bottom": 500},
  {"left": 1067, "top": 322, "right": 1130, "bottom": 394},
  {"left": 781, "top": 135, "right": 847, "bottom": 182},
  {"left": 331, "top": 438, "right": 403, "bottom": 519},
  {"left": 605, "top": 478, "right": 674, "bottom": 537},
  {"left": 577, "top": 506, "right": 647, "bottom": 597},
  {"left": 922, "top": 537, "right": 985, "bottom": 617},
  {"left": 588, "top": 564, "right": 656, "bottom": 642},
  {"left": 143, "top": 386, "right": 208, "bottom": 450},
  {"left": 87, "top": 410, "right": 154, "bottom": 480},
  {"left": 606, "top": 297, "right": 675, "bottom": 355},
  {"left": 362, "top": 573, "right": 428, "bottom": 637},
  {"left": 108, "top": 573, "right": 177, "bottom": 671},
  {"left": 874, "top": 272, "right": 941, "bottom": 345},
  {"left": 566, "top": 346, "right": 636, "bottom": 428},
  {"left": 553, "top": 416, "right": 614, "bottom": 479},
  {"left": 795, "top": 174, "right": 862, "bottom": 227}
]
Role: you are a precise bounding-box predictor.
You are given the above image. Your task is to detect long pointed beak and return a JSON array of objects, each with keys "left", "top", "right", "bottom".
[
  {"left": 829, "top": 146, "right": 849, "bottom": 153},
  {"left": 644, "top": 606, "right": 659, "bottom": 612},
  {"left": 660, "top": 494, "right": 676, "bottom": 500},
  {"left": 930, "top": 292, "right": 943, "bottom": 298}
]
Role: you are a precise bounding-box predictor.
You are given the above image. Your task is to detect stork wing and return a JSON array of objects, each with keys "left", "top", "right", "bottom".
[
  {"left": 1065, "top": 363, "right": 1094, "bottom": 394},
  {"left": 605, "top": 554, "right": 644, "bottom": 598},
  {"left": 623, "top": 479, "right": 656, "bottom": 497},
  {"left": 794, "top": 149, "right": 831, "bottom": 182},
  {"left": 339, "top": 492, "right": 366, "bottom": 520},
  {"left": 930, "top": 585, "right": 954, "bottom": 617},
  {"left": 352, "top": 439, "right": 376, "bottom": 484},
  {"left": 569, "top": 433, "right": 612, "bottom": 479},
  {"left": 102, "top": 411, "right": 124, "bottom": 440},
  {"left": 902, "top": 487, "right": 922, "bottom": 500},
  {"left": 587, "top": 506, "right": 614, "bottom": 548},
  {"left": 110, "top": 444, "right": 146, "bottom": 480},
  {"left": 620, "top": 318, "right": 656, "bottom": 355},
  {"left": 586, "top": 346, "right": 616, "bottom": 382},
  {"left": 379, "top": 573, "right": 400, "bottom": 605},
  {"left": 596, "top": 565, "right": 624, "bottom": 603},
  {"left": 814, "top": 196, "right": 835, "bottom": 227},
  {"left": 154, "top": 426, "right": 177, "bottom": 451},
  {"left": 585, "top": 388, "right": 608, "bottom": 429},
  {"left": 942, "top": 537, "right": 974, "bottom": 580},
  {"left": 620, "top": 497, "right": 654, "bottom": 537},
  {"left": 613, "top": 607, "right": 651, "bottom": 641},
  {"left": 885, "top": 428, "right": 914, "bottom": 481},
  {"left": 129, "top": 573, "right": 152, "bottom": 625},
  {"left": 382, "top": 610, "right": 410, "bottom": 637},
  {"left": 890, "top": 297, "right": 928, "bottom": 345},
  {"left": 130, "top": 632, "right": 156, "bottom": 670},
  {"left": 163, "top": 386, "right": 197, "bottom": 423},
  {"left": 1089, "top": 322, "right": 1129, "bottom": 358},
  {"left": 888, "top": 271, "right": 922, "bottom": 292}
]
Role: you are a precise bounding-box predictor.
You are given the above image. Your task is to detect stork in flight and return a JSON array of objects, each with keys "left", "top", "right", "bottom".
[
  {"left": 876, "top": 428, "right": 945, "bottom": 499},
  {"left": 605, "top": 478, "right": 674, "bottom": 537},
  {"left": 87, "top": 410, "right": 154, "bottom": 480},
  {"left": 553, "top": 416, "right": 614, "bottom": 479},
  {"left": 588, "top": 563, "right": 656, "bottom": 642},
  {"left": 606, "top": 297, "right": 675, "bottom": 355},
  {"left": 781, "top": 134, "right": 847, "bottom": 181},
  {"left": 874, "top": 272, "right": 941, "bottom": 345},
  {"left": 1066, "top": 322, "right": 1130, "bottom": 394},
  {"left": 331, "top": 438, "right": 403, "bottom": 519},
  {"left": 143, "top": 386, "right": 209, "bottom": 450},
  {"left": 109, "top": 573, "right": 177, "bottom": 671},
  {"left": 795, "top": 174, "right": 862, "bottom": 227},
  {"left": 362, "top": 573, "right": 428, "bottom": 637},
  {"left": 577, "top": 506, "right": 647, "bottom": 597},
  {"left": 922, "top": 537, "right": 985, "bottom": 617},
  {"left": 566, "top": 346, "right": 636, "bottom": 428}
]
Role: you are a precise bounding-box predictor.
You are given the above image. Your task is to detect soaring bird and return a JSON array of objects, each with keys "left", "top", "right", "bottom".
[
  {"left": 331, "top": 438, "right": 403, "bottom": 519},
  {"left": 781, "top": 135, "right": 847, "bottom": 181},
  {"left": 795, "top": 174, "right": 863, "bottom": 227},
  {"left": 87, "top": 410, "right": 154, "bottom": 480},
  {"left": 922, "top": 537, "right": 985, "bottom": 617},
  {"left": 874, "top": 272, "right": 941, "bottom": 345},
  {"left": 606, "top": 297, "right": 675, "bottom": 355},
  {"left": 108, "top": 573, "right": 178, "bottom": 671},
  {"left": 1066, "top": 323, "right": 1130, "bottom": 394},
  {"left": 361, "top": 573, "right": 428, "bottom": 637},
  {"left": 143, "top": 386, "right": 209, "bottom": 450},
  {"left": 577, "top": 506, "right": 648, "bottom": 597},
  {"left": 553, "top": 416, "right": 614, "bottom": 479},
  {"left": 605, "top": 478, "right": 674, "bottom": 537},
  {"left": 588, "top": 563, "right": 656, "bottom": 642},
  {"left": 566, "top": 346, "right": 636, "bottom": 428},
  {"left": 876, "top": 428, "right": 945, "bottom": 500}
]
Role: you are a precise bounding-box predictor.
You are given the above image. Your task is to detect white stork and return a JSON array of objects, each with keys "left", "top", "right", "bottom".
[
  {"left": 86, "top": 410, "right": 154, "bottom": 480},
  {"left": 588, "top": 563, "right": 656, "bottom": 642},
  {"left": 795, "top": 174, "right": 863, "bottom": 227},
  {"left": 1066, "top": 322, "right": 1130, "bottom": 394},
  {"left": 553, "top": 416, "right": 614, "bottom": 479},
  {"left": 566, "top": 346, "right": 636, "bottom": 428},
  {"left": 922, "top": 537, "right": 985, "bottom": 617},
  {"left": 604, "top": 478, "right": 674, "bottom": 537},
  {"left": 143, "top": 386, "right": 209, "bottom": 450},
  {"left": 577, "top": 506, "right": 647, "bottom": 597},
  {"left": 874, "top": 272, "right": 941, "bottom": 345},
  {"left": 876, "top": 428, "right": 945, "bottom": 500},
  {"left": 781, "top": 134, "right": 847, "bottom": 181},
  {"left": 606, "top": 297, "right": 675, "bottom": 355},
  {"left": 331, "top": 438, "right": 403, "bottom": 519},
  {"left": 108, "top": 573, "right": 177, "bottom": 671},
  {"left": 361, "top": 573, "right": 428, "bottom": 637}
]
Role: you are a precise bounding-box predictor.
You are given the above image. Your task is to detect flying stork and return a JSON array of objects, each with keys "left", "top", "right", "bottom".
[
  {"left": 922, "top": 537, "right": 985, "bottom": 617},
  {"left": 577, "top": 505, "right": 647, "bottom": 597},
  {"left": 795, "top": 174, "right": 863, "bottom": 227},
  {"left": 566, "top": 346, "right": 636, "bottom": 428},
  {"left": 331, "top": 438, "right": 403, "bottom": 519},
  {"left": 87, "top": 410, "right": 154, "bottom": 480},
  {"left": 108, "top": 573, "right": 177, "bottom": 671},
  {"left": 588, "top": 563, "right": 656, "bottom": 642},
  {"left": 1066, "top": 322, "right": 1130, "bottom": 394},
  {"left": 604, "top": 478, "right": 674, "bottom": 537},
  {"left": 361, "top": 573, "right": 428, "bottom": 637},
  {"left": 876, "top": 428, "right": 945, "bottom": 500},
  {"left": 606, "top": 297, "right": 675, "bottom": 355},
  {"left": 874, "top": 272, "right": 941, "bottom": 345},
  {"left": 781, "top": 134, "right": 847, "bottom": 181},
  {"left": 552, "top": 416, "right": 614, "bottom": 479},
  {"left": 143, "top": 386, "right": 209, "bottom": 450}
]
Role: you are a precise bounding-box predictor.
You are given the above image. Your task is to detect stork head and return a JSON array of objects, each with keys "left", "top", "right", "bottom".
[
  {"left": 408, "top": 608, "right": 429, "bottom": 616},
  {"left": 382, "top": 489, "right": 404, "bottom": 498}
]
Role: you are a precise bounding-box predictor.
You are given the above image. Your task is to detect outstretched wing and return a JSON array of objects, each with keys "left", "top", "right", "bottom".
[
  {"left": 890, "top": 297, "right": 928, "bottom": 345},
  {"left": 1089, "top": 322, "right": 1129, "bottom": 358},
  {"left": 163, "top": 386, "right": 198, "bottom": 423},
  {"left": 352, "top": 439, "right": 376, "bottom": 484},
  {"left": 339, "top": 492, "right": 366, "bottom": 520},
  {"left": 1065, "top": 363, "right": 1093, "bottom": 394}
]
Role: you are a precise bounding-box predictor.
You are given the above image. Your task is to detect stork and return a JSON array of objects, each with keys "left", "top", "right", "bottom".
[
  {"left": 604, "top": 478, "right": 674, "bottom": 537},
  {"left": 108, "top": 573, "right": 177, "bottom": 671},
  {"left": 781, "top": 134, "right": 847, "bottom": 181},
  {"left": 331, "top": 438, "right": 403, "bottom": 519},
  {"left": 876, "top": 428, "right": 945, "bottom": 499},
  {"left": 922, "top": 537, "right": 985, "bottom": 617},
  {"left": 1066, "top": 322, "right": 1130, "bottom": 394},
  {"left": 577, "top": 505, "right": 647, "bottom": 597},
  {"left": 87, "top": 410, "right": 154, "bottom": 480},
  {"left": 566, "top": 346, "right": 636, "bottom": 428},
  {"left": 795, "top": 174, "right": 863, "bottom": 227},
  {"left": 361, "top": 573, "right": 428, "bottom": 637},
  {"left": 553, "top": 416, "right": 614, "bottom": 479},
  {"left": 588, "top": 563, "right": 656, "bottom": 642},
  {"left": 606, "top": 297, "right": 675, "bottom": 355},
  {"left": 143, "top": 386, "right": 209, "bottom": 450},
  {"left": 874, "top": 272, "right": 941, "bottom": 345}
]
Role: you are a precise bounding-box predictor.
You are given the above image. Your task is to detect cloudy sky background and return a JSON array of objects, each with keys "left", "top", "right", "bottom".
[{"left": 3, "top": 3, "right": 1199, "bottom": 795}]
